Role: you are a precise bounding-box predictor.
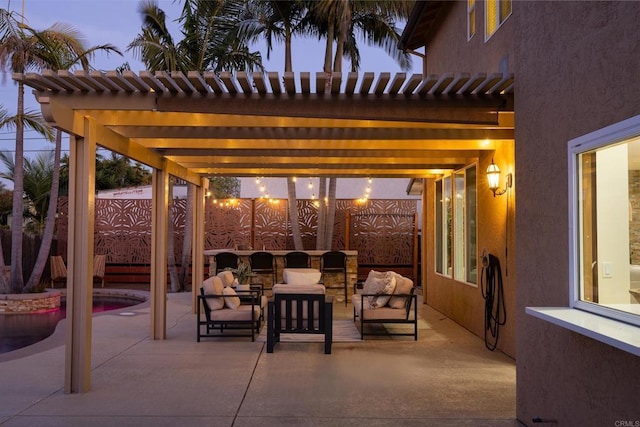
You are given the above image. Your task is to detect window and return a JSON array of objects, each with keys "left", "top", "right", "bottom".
[
  {"left": 485, "top": 0, "right": 512, "bottom": 41},
  {"left": 467, "top": 0, "right": 476, "bottom": 40},
  {"left": 569, "top": 115, "right": 640, "bottom": 326},
  {"left": 435, "top": 175, "right": 452, "bottom": 276},
  {"left": 435, "top": 165, "right": 477, "bottom": 284}
]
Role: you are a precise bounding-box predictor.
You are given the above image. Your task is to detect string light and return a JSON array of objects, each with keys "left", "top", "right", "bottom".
[
  {"left": 254, "top": 176, "right": 279, "bottom": 204},
  {"left": 358, "top": 177, "right": 373, "bottom": 203}
]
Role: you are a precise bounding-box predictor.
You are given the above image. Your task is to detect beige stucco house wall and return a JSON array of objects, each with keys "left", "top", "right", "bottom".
[
  {"left": 407, "top": 0, "right": 640, "bottom": 424},
  {"left": 416, "top": 0, "right": 517, "bottom": 358},
  {"left": 515, "top": 1, "right": 640, "bottom": 425}
]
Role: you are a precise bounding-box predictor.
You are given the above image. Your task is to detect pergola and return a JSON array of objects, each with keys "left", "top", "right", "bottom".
[{"left": 15, "top": 69, "right": 514, "bottom": 392}]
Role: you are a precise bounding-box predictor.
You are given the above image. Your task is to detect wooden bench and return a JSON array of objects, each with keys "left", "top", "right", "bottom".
[
  {"left": 104, "top": 263, "right": 208, "bottom": 286},
  {"left": 267, "top": 288, "right": 333, "bottom": 354}
]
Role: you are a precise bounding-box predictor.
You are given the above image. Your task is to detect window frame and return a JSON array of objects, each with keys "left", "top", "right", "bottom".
[
  {"left": 568, "top": 114, "right": 640, "bottom": 327},
  {"left": 467, "top": 0, "right": 476, "bottom": 41},
  {"left": 485, "top": 0, "right": 512, "bottom": 41},
  {"left": 434, "top": 164, "right": 478, "bottom": 285}
]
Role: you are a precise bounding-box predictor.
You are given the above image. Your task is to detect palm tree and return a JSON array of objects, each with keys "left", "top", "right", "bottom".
[
  {"left": 129, "top": 0, "right": 262, "bottom": 292},
  {"left": 0, "top": 150, "right": 58, "bottom": 233},
  {"left": 306, "top": 0, "right": 412, "bottom": 249},
  {"left": 238, "top": 0, "right": 309, "bottom": 249},
  {"left": 0, "top": 9, "right": 121, "bottom": 293},
  {"left": 0, "top": 104, "right": 14, "bottom": 292},
  {"left": 95, "top": 152, "right": 152, "bottom": 190},
  {"left": 129, "top": 0, "right": 263, "bottom": 74}
]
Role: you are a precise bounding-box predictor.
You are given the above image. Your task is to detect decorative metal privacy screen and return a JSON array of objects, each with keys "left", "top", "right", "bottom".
[{"left": 56, "top": 198, "right": 417, "bottom": 268}]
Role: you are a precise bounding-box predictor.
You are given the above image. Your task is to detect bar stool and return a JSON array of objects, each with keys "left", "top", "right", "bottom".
[
  {"left": 284, "top": 251, "right": 311, "bottom": 268},
  {"left": 249, "top": 251, "right": 276, "bottom": 287},
  {"left": 214, "top": 252, "right": 239, "bottom": 274},
  {"left": 320, "top": 251, "right": 348, "bottom": 306}
]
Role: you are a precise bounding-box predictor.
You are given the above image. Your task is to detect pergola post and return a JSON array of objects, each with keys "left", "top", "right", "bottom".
[
  {"left": 192, "top": 178, "right": 207, "bottom": 312},
  {"left": 151, "top": 167, "right": 169, "bottom": 339},
  {"left": 421, "top": 178, "right": 428, "bottom": 290},
  {"left": 64, "top": 119, "right": 96, "bottom": 393}
]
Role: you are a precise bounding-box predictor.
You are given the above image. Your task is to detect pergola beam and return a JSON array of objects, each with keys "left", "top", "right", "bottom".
[{"left": 133, "top": 139, "right": 501, "bottom": 151}]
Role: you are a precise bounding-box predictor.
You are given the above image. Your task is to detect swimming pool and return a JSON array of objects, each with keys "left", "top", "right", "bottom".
[{"left": 0, "top": 292, "right": 146, "bottom": 354}]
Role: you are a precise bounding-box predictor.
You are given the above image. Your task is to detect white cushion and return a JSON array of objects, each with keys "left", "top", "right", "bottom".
[
  {"left": 362, "top": 270, "right": 387, "bottom": 293},
  {"left": 283, "top": 268, "right": 322, "bottom": 285},
  {"left": 272, "top": 283, "right": 325, "bottom": 324},
  {"left": 353, "top": 295, "right": 410, "bottom": 320},
  {"left": 210, "top": 305, "right": 260, "bottom": 321},
  {"left": 388, "top": 274, "right": 413, "bottom": 309},
  {"left": 223, "top": 286, "right": 241, "bottom": 309},
  {"left": 363, "top": 271, "right": 396, "bottom": 308},
  {"left": 272, "top": 283, "right": 325, "bottom": 294},
  {"left": 202, "top": 276, "right": 224, "bottom": 310},
  {"left": 217, "top": 270, "right": 235, "bottom": 287}
]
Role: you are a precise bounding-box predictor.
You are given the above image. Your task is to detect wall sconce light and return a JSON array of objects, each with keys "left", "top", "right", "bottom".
[{"left": 487, "top": 158, "right": 513, "bottom": 197}]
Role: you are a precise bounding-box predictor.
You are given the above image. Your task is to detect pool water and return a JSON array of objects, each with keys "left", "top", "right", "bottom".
[{"left": 0, "top": 296, "right": 142, "bottom": 354}]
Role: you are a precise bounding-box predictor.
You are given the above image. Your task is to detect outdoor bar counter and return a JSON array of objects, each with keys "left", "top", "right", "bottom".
[{"left": 204, "top": 249, "right": 358, "bottom": 300}]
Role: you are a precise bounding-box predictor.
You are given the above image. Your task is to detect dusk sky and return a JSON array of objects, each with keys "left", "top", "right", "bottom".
[{"left": 0, "top": 0, "right": 422, "bottom": 198}]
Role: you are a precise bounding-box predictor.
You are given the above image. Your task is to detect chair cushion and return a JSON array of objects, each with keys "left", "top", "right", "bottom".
[
  {"left": 210, "top": 305, "right": 260, "bottom": 321},
  {"left": 272, "top": 283, "right": 325, "bottom": 294},
  {"left": 362, "top": 271, "right": 396, "bottom": 308},
  {"left": 388, "top": 274, "right": 414, "bottom": 309},
  {"left": 202, "top": 277, "right": 225, "bottom": 310},
  {"left": 223, "top": 286, "right": 241, "bottom": 309},
  {"left": 217, "top": 270, "right": 236, "bottom": 287},
  {"left": 283, "top": 268, "right": 322, "bottom": 285}
]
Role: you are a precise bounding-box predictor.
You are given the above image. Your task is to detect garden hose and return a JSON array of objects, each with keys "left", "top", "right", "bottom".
[{"left": 481, "top": 253, "right": 506, "bottom": 351}]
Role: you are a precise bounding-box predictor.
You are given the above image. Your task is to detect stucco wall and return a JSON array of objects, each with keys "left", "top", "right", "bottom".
[
  {"left": 425, "top": 147, "right": 516, "bottom": 358},
  {"left": 515, "top": 1, "right": 640, "bottom": 425},
  {"left": 419, "top": 1, "right": 517, "bottom": 357},
  {"left": 424, "top": 1, "right": 514, "bottom": 75}
]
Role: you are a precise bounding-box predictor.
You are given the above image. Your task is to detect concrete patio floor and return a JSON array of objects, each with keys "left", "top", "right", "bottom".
[{"left": 0, "top": 291, "right": 520, "bottom": 426}]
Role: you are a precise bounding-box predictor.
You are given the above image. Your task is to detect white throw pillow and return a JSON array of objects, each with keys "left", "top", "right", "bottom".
[
  {"left": 388, "top": 274, "right": 414, "bottom": 309},
  {"left": 223, "top": 286, "right": 241, "bottom": 309},
  {"left": 284, "top": 269, "right": 321, "bottom": 285},
  {"left": 362, "top": 270, "right": 387, "bottom": 294},
  {"left": 363, "top": 271, "right": 397, "bottom": 308},
  {"left": 202, "top": 276, "right": 225, "bottom": 310},
  {"left": 217, "top": 270, "right": 235, "bottom": 287}
]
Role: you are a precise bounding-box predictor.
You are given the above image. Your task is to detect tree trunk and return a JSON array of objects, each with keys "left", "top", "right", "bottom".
[
  {"left": 25, "top": 129, "right": 62, "bottom": 291},
  {"left": 284, "top": 21, "right": 292, "bottom": 72},
  {"left": 167, "top": 190, "right": 180, "bottom": 293},
  {"left": 9, "top": 82, "right": 25, "bottom": 293},
  {"left": 325, "top": 177, "right": 337, "bottom": 250},
  {"left": 0, "top": 234, "right": 7, "bottom": 292},
  {"left": 316, "top": 177, "right": 327, "bottom": 250},
  {"left": 179, "top": 184, "right": 194, "bottom": 292},
  {"left": 287, "top": 177, "right": 303, "bottom": 249}
]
